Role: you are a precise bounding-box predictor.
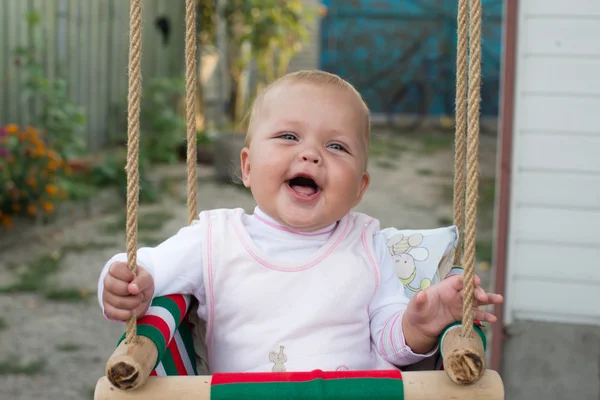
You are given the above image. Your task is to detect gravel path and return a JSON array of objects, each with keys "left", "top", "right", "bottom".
[{"left": 0, "top": 133, "right": 497, "bottom": 399}]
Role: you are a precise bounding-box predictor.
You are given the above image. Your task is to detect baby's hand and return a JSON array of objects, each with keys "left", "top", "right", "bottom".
[
  {"left": 404, "top": 274, "right": 503, "bottom": 341},
  {"left": 102, "top": 261, "right": 154, "bottom": 321}
]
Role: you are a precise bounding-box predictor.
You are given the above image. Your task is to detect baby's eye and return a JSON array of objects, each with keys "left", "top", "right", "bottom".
[
  {"left": 327, "top": 143, "right": 346, "bottom": 151},
  {"left": 279, "top": 133, "right": 297, "bottom": 141}
]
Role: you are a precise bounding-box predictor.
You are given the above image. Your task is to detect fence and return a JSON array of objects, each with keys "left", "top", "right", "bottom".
[
  {"left": 320, "top": 0, "right": 503, "bottom": 118},
  {"left": 1, "top": 0, "right": 187, "bottom": 150}
]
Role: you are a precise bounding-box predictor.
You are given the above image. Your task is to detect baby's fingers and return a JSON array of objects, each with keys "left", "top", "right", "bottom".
[
  {"left": 103, "top": 291, "right": 144, "bottom": 311},
  {"left": 474, "top": 308, "right": 497, "bottom": 323},
  {"left": 474, "top": 290, "right": 504, "bottom": 306}
]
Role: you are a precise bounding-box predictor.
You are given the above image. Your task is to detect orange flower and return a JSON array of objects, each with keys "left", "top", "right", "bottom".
[
  {"left": 25, "top": 126, "right": 37, "bottom": 136},
  {"left": 1, "top": 215, "right": 13, "bottom": 229},
  {"left": 47, "top": 160, "right": 58, "bottom": 171},
  {"left": 12, "top": 203, "right": 21, "bottom": 212},
  {"left": 58, "top": 188, "right": 67, "bottom": 199},
  {"left": 34, "top": 145, "right": 45, "bottom": 157},
  {"left": 5, "top": 124, "right": 19, "bottom": 134},
  {"left": 45, "top": 184, "right": 58, "bottom": 196},
  {"left": 26, "top": 177, "right": 37, "bottom": 187},
  {"left": 27, "top": 204, "right": 37, "bottom": 216},
  {"left": 42, "top": 202, "right": 54, "bottom": 213},
  {"left": 47, "top": 150, "right": 59, "bottom": 161}
]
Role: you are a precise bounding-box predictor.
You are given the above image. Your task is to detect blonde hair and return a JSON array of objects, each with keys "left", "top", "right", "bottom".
[{"left": 244, "top": 70, "right": 371, "bottom": 152}]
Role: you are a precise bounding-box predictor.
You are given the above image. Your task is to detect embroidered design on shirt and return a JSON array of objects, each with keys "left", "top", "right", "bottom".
[
  {"left": 387, "top": 233, "right": 430, "bottom": 292},
  {"left": 269, "top": 346, "right": 287, "bottom": 372}
]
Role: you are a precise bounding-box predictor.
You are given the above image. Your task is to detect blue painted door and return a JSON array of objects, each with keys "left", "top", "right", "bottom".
[{"left": 320, "top": 0, "right": 503, "bottom": 117}]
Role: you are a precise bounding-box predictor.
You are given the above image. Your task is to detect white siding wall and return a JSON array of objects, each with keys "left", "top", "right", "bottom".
[{"left": 505, "top": 0, "right": 600, "bottom": 326}]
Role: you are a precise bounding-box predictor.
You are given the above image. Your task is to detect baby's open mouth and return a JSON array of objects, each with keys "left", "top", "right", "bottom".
[{"left": 287, "top": 176, "right": 320, "bottom": 196}]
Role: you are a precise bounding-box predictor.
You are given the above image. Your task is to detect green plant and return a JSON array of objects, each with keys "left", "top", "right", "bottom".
[
  {"left": 140, "top": 77, "right": 187, "bottom": 164},
  {"left": 14, "top": 11, "right": 86, "bottom": 160},
  {"left": 89, "top": 150, "right": 158, "bottom": 204},
  {"left": 220, "top": 0, "right": 318, "bottom": 123},
  {"left": 0, "top": 124, "right": 68, "bottom": 228}
]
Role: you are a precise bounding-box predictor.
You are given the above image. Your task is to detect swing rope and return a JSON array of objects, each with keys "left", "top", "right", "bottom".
[
  {"left": 453, "top": 0, "right": 483, "bottom": 338},
  {"left": 124, "top": 0, "right": 198, "bottom": 345},
  {"left": 124, "top": 0, "right": 142, "bottom": 345},
  {"left": 185, "top": 0, "right": 198, "bottom": 225}
]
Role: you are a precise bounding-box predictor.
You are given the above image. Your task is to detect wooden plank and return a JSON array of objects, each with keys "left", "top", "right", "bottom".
[
  {"left": 156, "top": 0, "right": 167, "bottom": 77},
  {"left": 45, "top": 0, "right": 57, "bottom": 82},
  {"left": 142, "top": 0, "right": 158, "bottom": 81},
  {"left": 31, "top": 0, "right": 48, "bottom": 120},
  {"left": 167, "top": 2, "right": 185, "bottom": 77},
  {"left": 523, "top": 18, "right": 600, "bottom": 57},
  {"left": 511, "top": 206, "right": 600, "bottom": 245},
  {"left": 515, "top": 133, "right": 600, "bottom": 173},
  {"left": 88, "top": 0, "right": 100, "bottom": 150},
  {"left": 81, "top": 1, "right": 93, "bottom": 150},
  {"left": 523, "top": 0, "right": 600, "bottom": 17},
  {"left": 509, "top": 241, "right": 600, "bottom": 284},
  {"left": 105, "top": 0, "right": 117, "bottom": 143},
  {"left": 67, "top": 0, "right": 79, "bottom": 105},
  {"left": 17, "top": 0, "right": 29, "bottom": 124},
  {"left": 4, "top": 0, "right": 25, "bottom": 124},
  {"left": 521, "top": 57, "right": 600, "bottom": 96},
  {"left": 116, "top": 0, "right": 129, "bottom": 135},
  {"left": 0, "top": 0, "right": 10, "bottom": 123},
  {"left": 510, "top": 280, "right": 600, "bottom": 323},
  {"left": 513, "top": 170, "right": 600, "bottom": 209},
  {"left": 96, "top": 0, "right": 109, "bottom": 148},
  {"left": 516, "top": 96, "right": 600, "bottom": 135}
]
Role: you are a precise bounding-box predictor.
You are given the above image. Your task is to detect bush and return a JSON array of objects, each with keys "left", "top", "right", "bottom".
[{"left": 0, "top": 124, "right": 68, "bottom": 228}]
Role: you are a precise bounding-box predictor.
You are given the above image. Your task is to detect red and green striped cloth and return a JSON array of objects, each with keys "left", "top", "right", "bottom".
[
  {"left": 211, "top": 370, "right": 404, "bottom": 400},
  {"left": 117, "top": 294, "right": 197, "bottom": 376}
]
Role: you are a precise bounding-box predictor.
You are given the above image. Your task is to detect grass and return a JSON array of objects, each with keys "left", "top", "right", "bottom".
[
  {"left": 375, "top": 159, "right": 396, "bottom": 169},
  {"left": 55, "top": 343, "right": 83, "bottom": 352},
  {"left": 370, "top": 135, "right": 409, "bottom": 159},
  {"left": 44, "top": 287, "right": 94, "bottom": 302},
  {"left": 0, "top": 357, "right": 47, "bottom": 376},
  {"left": 0, "top": 252, "right": 62, "bottom": 293},
  {"left": 0, "top": 241, "right": 111, "bottom": 299},
  {"left": 437, "top": 216, "right": 453, "bottom": 226},
  {"left": 476, "top": 239, "right": 494, "bottom": 264},
  {"left": 415, "top": 132, "right": 454, "bottom": 154},
  {"left": 103, "top": 209, "right": 174, "bottom": 234},
  {"left": 437, "top": 176, "right": 496, "bottom": 265}
]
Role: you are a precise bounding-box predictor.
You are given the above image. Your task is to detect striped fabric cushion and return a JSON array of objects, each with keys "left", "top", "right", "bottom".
[{"left": 117, "top": 294, "right": 198, "bottom": 376}]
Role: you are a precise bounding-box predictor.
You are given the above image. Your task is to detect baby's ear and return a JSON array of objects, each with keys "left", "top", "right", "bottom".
[{"left": 240, "top": 147, "right": 251, "bottom": 187}]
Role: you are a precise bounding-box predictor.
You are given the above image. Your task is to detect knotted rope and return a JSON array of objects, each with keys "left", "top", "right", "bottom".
[
  {"left": 453, "top": 0, "right": 483, "bottom": 337},
  {"left": 124, "top": 0, "right": 198, "bottom": 344}
]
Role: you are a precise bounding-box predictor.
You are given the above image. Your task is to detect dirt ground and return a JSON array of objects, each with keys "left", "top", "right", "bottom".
[{"left": 0, "top": 132, "right": 498, "bottom": 400}]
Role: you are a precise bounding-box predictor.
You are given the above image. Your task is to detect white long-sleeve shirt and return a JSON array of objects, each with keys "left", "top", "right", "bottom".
[{"left": 98, "top": 206, "right": 437, "bottom": 370}]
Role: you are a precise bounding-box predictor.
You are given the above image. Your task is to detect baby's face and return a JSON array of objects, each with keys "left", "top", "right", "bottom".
[{"left": 240, "top": 82, "right": 370, "bottom": 232}]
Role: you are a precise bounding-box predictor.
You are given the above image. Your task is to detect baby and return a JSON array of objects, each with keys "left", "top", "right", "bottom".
[{"left": 98, "top": 70, "right": 502, "bottom": 373}]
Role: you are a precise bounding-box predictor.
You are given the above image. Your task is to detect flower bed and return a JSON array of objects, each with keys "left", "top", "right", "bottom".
[{"left": 0, "top": 124, "right": 69, "bottom": 229}]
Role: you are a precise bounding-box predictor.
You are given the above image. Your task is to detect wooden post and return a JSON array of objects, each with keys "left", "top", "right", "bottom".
[
  {"left": 94, "top": 370, "right": 504, "bottom": 400},
  {"left": 104, "top": 336, "right": 158, "bottom": 390},
  {"left": 440, "top": 327, "right": 486, "bottom": 385}
]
